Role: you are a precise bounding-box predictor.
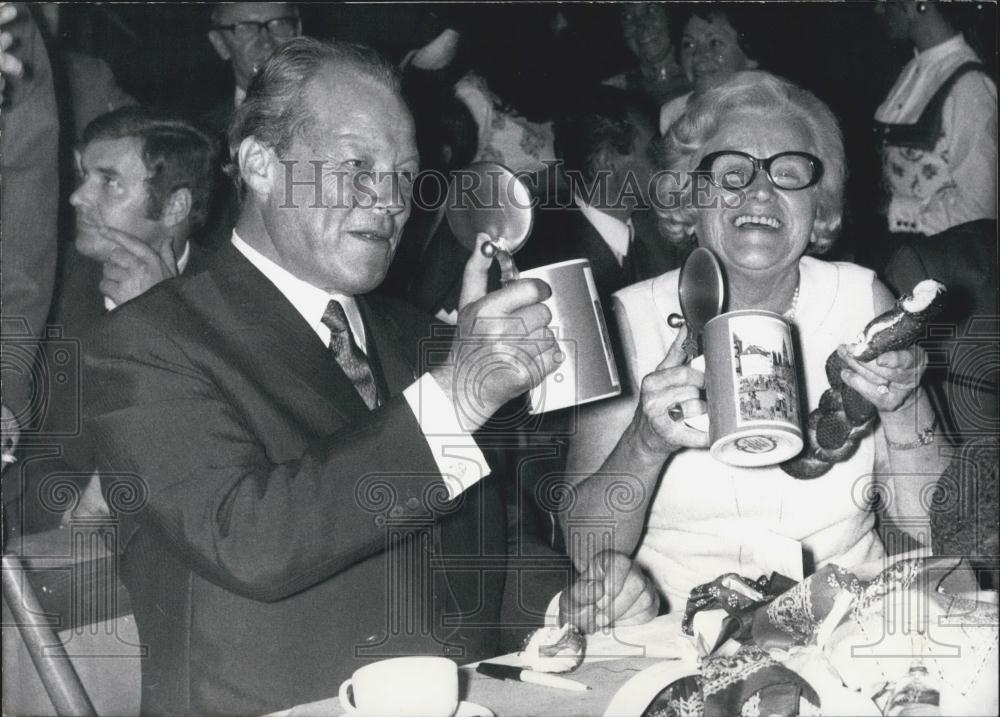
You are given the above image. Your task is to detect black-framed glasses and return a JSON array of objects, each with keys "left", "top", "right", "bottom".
[
  {"left": 696, "top": 151, "right": 824, "bottom": 191},
  {"left": 214, "top": 16, "right": 300, "bottom": 43}
]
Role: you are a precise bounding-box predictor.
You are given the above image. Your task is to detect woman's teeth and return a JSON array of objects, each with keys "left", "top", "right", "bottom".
[{"left": 734, "top": 215, "right": 782, "bottom": 229}]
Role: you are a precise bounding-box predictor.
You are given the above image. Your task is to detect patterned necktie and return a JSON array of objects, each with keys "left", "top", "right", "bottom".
[{"left": 320, "top": 299, "right": 378, "bottom": 410}]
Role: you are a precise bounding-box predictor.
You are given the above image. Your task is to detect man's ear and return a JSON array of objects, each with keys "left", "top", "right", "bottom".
[
  {"left": 237, "top": 136, "right": 276, "bottom": 199},
  {"left": 162, "top": 188, "right": 192, "bottom": 228},
  {"left": 208, "top": 30, "right": 231, "bottom": 61}
]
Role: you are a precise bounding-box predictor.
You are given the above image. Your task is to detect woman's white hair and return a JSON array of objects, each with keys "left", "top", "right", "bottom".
[{"left": 654, "top": 70, "right": 846, "bottom": 255}]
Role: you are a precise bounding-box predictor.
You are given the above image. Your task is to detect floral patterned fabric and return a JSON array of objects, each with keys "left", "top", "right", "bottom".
[
  {"left": 453, "top": 73, "right": 556, "bottom": 175},
  {"left": 682, "top": 572, "right": 797, "bottom": 650},
  {"left": 642, "top": 557, "right": 998, "bottom": 716},
  {"left": 642, "top": 645, "right": 820, "bottom": 717}
]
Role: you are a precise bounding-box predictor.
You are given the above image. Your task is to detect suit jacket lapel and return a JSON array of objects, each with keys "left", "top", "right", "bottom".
[{"left": 208, "top": 244, "right": 372, "bottom": 423}]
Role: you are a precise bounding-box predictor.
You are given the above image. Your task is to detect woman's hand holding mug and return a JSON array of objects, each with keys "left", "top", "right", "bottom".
[{"left": 626, "top": 327, "right": 710, "bottom": 461}]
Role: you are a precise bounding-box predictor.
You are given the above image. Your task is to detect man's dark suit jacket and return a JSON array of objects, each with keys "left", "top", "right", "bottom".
[
  {"left": 17, "top": 244, "right": 209, "bottom": 532},
  {"left": 84, "top": 243, "right": 511, "bottom": 715},
  {"left": 50, "top": 241, "right": 209, "bottom": 344}
]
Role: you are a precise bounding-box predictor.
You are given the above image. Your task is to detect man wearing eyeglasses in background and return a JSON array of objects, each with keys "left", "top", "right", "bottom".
[
  {"left": 202, "top": 3, "right": 301, "bottom": 250},
  {"left": 208, "top": 2, "right": 301, "bottom": 114}
]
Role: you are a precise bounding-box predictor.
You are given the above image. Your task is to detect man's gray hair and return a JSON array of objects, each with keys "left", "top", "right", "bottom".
[{"left": 227, "top": 37, "right": 401, "bottom": 162}]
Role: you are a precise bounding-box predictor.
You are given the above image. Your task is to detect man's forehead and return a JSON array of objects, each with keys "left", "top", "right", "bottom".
[
  {"left": 305, "top": 67, "right": 413, "bottom": 132},
  {"left": 80, "top": 136, "right": 144, "bottom": 168},
  {"left": 215, "top": 2, "right": 296, "bottom": 25}
]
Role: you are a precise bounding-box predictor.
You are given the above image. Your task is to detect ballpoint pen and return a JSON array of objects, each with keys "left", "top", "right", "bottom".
[{"left": 476, "top": 663, "right": 590, "bottom": 692}]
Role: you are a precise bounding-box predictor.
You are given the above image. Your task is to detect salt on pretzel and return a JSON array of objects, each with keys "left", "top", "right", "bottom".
[{"left": 781, "top": 280, "right": 946, "bottom": 479}]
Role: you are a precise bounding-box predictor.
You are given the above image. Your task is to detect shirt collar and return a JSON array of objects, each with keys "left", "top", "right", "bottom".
[
  {"left": 230, "top": 231, "right": 366, "bottom": 352},
  {"left": 913, "top": 32, "right": 966, "bottom": 65},
  {"left": 105, "top": 240, "right": 192, "bottom": 312},
  {"left": 573, "top": 194, "right": 632, "bottom": 265},
  {"left": 176, "top": 240, "right": 191, "bottom": 273}
]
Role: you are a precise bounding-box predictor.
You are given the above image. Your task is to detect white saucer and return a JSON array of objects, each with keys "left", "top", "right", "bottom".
[
  {"left": 454, "top": 701, "right": 494, "bottom": 717},
  {"left": 345, "top": 703, "right": 493, "bottom": 717}
]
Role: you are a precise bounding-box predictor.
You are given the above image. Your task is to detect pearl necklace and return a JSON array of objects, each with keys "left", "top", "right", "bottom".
[{"left": 783, "top": 285, "right": 800, "bottom": 322}]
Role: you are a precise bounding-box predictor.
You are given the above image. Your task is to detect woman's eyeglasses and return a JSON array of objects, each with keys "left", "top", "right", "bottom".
[
  {"left": 214, "top": 16, "right": 300, "bottom": 43},
  {"left": 696, "top": 151, "right": 824, "bottom": 191}
]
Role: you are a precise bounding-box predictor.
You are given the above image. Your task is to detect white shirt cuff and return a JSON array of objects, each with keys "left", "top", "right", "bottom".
[
  {"left": 887, "top": 195, "right": 922, "bottom": 234},
  {"left": 403, "top": 373, "right": 490, "bottom": 499}
]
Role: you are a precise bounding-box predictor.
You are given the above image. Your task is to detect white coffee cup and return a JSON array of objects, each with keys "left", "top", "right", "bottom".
[{"left": 338, "top": 656, "right": 459, "bottom": 717}]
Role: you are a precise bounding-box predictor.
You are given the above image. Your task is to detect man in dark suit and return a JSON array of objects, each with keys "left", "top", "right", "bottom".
[
  {"left": 520, "top": 86, "right": 688, "bottom": 306},
  {"left": 20, "top": 107, "right": 218, "bottom": 530},
  {"left": 83, "top": 38, "right": 656, "bottom": 715}
]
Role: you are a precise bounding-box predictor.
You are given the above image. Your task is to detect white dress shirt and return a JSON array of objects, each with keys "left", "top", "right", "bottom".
[
  {"left": 875, "top": 34, "right": 997, "bottom": 235},
  {"left": 574, "top": 195, "right": 632, "bottom": 266},
  {"left": 231, "top": 232, "right": 488, "bottom": 498}
]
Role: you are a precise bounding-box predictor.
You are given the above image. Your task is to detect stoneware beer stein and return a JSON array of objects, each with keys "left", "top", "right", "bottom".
[{"left": 699, "top": 310, "right": 803, "bottom": 467}]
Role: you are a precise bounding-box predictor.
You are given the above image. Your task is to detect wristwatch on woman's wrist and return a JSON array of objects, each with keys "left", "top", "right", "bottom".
[{"left": 886, "top": 419, "right": 936, "bottom": 450}]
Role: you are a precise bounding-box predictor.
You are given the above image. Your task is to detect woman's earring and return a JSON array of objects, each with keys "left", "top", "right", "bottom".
[{"left": 916, "top": 2, "right": 927, "bottom": 13}]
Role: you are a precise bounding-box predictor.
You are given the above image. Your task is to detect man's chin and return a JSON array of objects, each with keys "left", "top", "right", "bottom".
[{"left": 74, "top": 234, "right": 115, "bottom": 263}]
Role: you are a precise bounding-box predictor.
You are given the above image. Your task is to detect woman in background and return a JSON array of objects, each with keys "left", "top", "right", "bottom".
[
  {"left": 658, "top": 3, "right": 760, "bottom": 134},
  {"left": 604, "top": 2, "right": 689, "bottom": 117}
]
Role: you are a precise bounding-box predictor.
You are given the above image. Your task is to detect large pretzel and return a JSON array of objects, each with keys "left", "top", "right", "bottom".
[{"left": 781, "top": 280, "right": 946, "bottom": 479}]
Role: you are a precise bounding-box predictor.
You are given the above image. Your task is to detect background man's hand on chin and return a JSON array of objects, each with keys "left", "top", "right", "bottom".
[{"left": 97, "top": 226, "right": 179, "bottom": 306}]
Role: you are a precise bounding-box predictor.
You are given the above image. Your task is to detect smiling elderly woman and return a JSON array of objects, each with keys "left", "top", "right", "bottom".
[{"left": 559, "top": 71, "right": 948, "bottom": 612}]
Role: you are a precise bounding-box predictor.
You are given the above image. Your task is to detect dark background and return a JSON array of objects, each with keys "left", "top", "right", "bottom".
[
  {"left": 48, "top": 3, "right": 997, "bottom": 116},
  {"left": 40, "top": 1, "right": 998, "bottom": 262}
]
